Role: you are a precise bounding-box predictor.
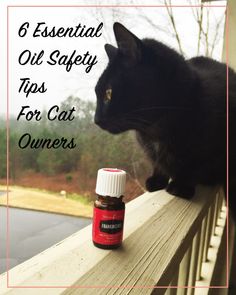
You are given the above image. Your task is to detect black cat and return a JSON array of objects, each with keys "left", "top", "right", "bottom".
[{"left": 94, "top": 22, "right": 236, "bottom": 218}]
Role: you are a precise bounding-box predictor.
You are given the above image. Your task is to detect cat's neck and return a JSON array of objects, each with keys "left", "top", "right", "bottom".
[{"left": 136, "top": 110, "right": 198, "bottom": 143}]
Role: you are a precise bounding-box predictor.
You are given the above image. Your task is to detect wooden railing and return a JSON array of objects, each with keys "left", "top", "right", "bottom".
[{"left": 0, "top": 186, "right": 229, "bottom": 295}]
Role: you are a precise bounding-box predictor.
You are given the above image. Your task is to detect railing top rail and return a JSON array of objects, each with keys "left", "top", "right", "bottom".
[{"left": 0, "top": 186, "right": 218, "bottom": 295}]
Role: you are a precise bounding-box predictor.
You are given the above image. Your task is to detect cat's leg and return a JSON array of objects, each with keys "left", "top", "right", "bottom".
[
  {"left": 166, "top": 179, "right": 195, "bottom": 199},
  {"left": 146, "top": 169, "right": 169, "bottom": 192}
]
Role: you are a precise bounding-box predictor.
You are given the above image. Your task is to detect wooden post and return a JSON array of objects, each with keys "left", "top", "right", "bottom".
[
  {"left": 212, "top": 194, "right": 219, "bottom": 236},
  {"left": 187, "top": 231, "right": 201, "bottom": 295},
  {"left": 203, "top": 207, "right": 212, "bottom": 262},
  {"left": 177, "top": 246, "right": 192, "bottom": 295},
  {"left": 208, "top": 203, "right": 216, "bottom": 249},
  {"left": 165, "top": 271, "right": 179, "bottom": 295},
  {"left": 229, "top": 213, "right": 236, "bottom": 293},
  {"left": 196, "top": 219, "right": 205, "bottom": 280}
]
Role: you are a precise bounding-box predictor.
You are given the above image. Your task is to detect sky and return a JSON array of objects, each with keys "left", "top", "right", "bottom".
[{"left": 0, "top": 0, "right": 227, "bottom": 116}]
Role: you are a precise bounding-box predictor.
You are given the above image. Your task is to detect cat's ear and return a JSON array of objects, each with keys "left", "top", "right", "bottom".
[
  {"left": 104, "top": 44, "right": 118, "bottom": 61},
  {"left": 113, "top": 22, "right": 142, "bottom": 66}
]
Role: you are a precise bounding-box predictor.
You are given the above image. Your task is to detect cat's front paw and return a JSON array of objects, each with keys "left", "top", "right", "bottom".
[
  {"left": 145, "top": 175, "right": 168, "bottom": 192},
  {"left": 166, "top": 180, "right": 195, "bottom": 199}
]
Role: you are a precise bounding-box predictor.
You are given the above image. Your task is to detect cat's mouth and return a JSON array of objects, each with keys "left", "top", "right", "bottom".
[
  {"left": 95, "top": 114, "right": 153, "bottom": 134},
  {"left": 94, "top": 117, "right": 130, "bottom": 134},
  {"left": 96, "top": 121, "right": 128, "bottom": 134}
]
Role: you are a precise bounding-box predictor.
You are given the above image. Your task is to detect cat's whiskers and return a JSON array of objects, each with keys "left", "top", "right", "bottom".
[
  {"left": 128, "top": 106, "right": 226, "bottom": 116},
  {"left": 122, "top": 115, "right": 151, "bottom": 125},
  {"left": 120, "top": 117, "right": 151, "bottom": 132},
  {"left": 129, "top": 106, "right": 192, "bottom": 114},
  {"left": 113, "top": 106, "right": 192, "bottom": 125},
  {"left": 123, "top": 116, "right": 151, "bottom": 124}
]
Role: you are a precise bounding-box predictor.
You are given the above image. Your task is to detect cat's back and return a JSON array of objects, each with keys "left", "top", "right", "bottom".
[
  {"left": 188, "top": 56, "right": 227, "bottom": 83},
  {"left": 188, "top": 56, "right": 236, "bottom": 111},
  {"left": 188, "top": 56, "right": 236, "bottom": 92},
  {"left": 189, "top": 55, "right": 236, "bottom": 105}
]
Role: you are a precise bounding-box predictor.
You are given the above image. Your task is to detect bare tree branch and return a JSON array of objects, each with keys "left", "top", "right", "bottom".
[
  {"left": 164, "top": 0, "right": 184, "bottom": 55},
  {"left": 204, "top": 6, "right": 210, "bottom": 56},
  {"left": 92, "top": 0, "right": 225, "bottom": 59},
  {"left": 210, "top": 12, "right": 225, "bottom": 57},
  {"left": 138, "top": 11, "right": 176, "bottom": 38},
  {"left": 197, "top": 5, "right": 204, "bottom": 55}
]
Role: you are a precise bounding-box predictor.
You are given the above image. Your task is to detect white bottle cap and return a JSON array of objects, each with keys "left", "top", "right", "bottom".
[{"left": 95, "top": 168, "right": 126, "bottom": 197}]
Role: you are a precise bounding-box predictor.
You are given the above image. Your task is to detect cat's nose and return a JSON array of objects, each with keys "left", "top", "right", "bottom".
[
  {"left": 94, "top": 115, "right": 102, "bottom": 125},
  {"left": 94, "top": 113, "right": 108, "bottom": 127}
]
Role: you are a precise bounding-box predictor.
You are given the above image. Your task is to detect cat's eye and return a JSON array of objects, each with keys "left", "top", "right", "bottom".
[{"left": 104, "top": 88, "right": 112, "bottom": 103}]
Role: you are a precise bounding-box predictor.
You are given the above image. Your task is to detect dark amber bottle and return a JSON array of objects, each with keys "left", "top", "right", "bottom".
[{"left": 92, "top": 168, "right": 126, "bottom": 249}]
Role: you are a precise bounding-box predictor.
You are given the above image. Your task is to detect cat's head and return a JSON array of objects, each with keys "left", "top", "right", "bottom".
[{"left": 94, "top": 23, "right": 173, "bottom": 134}]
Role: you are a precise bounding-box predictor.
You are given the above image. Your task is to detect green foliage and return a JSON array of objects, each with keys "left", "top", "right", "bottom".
[
  {"left": 67, "top": 192, "right": 92, "bottom": 205},
  {"left": 37, "top": 149, "right": 60, "bottom": 176},
  {"left": 65, "top": 174, "right": 73, "bottom": 182},
  {"left": 0, "top": 96, "right": 149, "bottom": 186}
]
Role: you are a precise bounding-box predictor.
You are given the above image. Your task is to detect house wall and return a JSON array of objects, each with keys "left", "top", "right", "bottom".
[
  {"left": 222, "top": 0, "right": 236, "bottom": 70},
  {"left": 223, "top": 0, "right": 236, "bottom": 290}
]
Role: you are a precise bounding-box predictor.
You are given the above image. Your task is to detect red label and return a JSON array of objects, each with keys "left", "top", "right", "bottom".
[{"left": 92, "top": 207, "right": 125, "bottom": 246}]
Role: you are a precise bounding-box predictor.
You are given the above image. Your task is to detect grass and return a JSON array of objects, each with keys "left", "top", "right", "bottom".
[
  {"left": 0, "top": 184, "right": 93, "bottom": 217},
  {"left": 66, "top": 193, "right": 93, "bottom": 205},
  {"left": 0, "top": 184, "right": 92, "bottom": 205}
]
